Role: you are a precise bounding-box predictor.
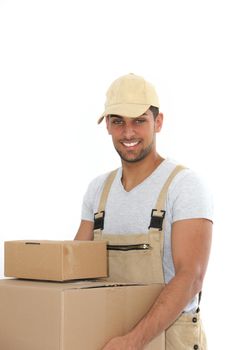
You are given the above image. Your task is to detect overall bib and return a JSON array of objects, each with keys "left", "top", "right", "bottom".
[{"left": 94, "top": 165, "right": 207, "bottom": 350}]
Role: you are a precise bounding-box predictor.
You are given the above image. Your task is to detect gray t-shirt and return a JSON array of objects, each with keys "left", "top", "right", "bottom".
[{"left": 81, "top": 158, "right": 213, "bottom": 312}]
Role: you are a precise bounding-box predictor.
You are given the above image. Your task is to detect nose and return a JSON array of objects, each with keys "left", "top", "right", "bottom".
[{"left": 122, "top": 122, "right": 136, "bottom": 139}]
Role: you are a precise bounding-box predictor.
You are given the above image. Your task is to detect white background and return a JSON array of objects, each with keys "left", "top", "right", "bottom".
[{"left": 0, "top": 0, "right": 232, "bottom": 348}]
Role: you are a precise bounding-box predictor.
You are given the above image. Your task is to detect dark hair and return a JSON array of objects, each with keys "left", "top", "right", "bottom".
[{"left": 149, "top": 106, "right": 159, "bottom": 119}]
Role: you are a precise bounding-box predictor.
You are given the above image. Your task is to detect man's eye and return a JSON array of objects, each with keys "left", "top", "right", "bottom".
[
  {"left": 112, "top": 119, "right": 123, "bottom": 125},
  {"left": 135, "top": 119, "right": 146, "bottom": 124}
]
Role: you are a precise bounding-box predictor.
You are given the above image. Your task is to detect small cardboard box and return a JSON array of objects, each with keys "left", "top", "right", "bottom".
[
  {"left": 4, "top": 240, "right": 107, "bottom": 281},
  {"left": 0, "top": 279, "right": 165, "bottom": 350}
]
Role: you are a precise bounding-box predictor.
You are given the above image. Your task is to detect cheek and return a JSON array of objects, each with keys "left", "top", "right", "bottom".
[
  {"left": 109, "top": 126, "right": 122, "bottom": 138},
  {"left": 141, "top": 126, "right": 155, "bottom": 138},
  {"left": 107, "top": 123, "right": 113, "bottom": 135}
]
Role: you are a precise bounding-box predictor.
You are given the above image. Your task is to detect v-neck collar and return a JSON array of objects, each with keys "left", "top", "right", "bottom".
[{"left": 116, "top": 158, "right": 168, "bottom": 194}]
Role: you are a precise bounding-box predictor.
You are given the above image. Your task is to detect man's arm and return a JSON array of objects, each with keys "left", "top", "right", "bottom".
[
  {"left": 74, "top": 220, "right": 94, "bottom": 240},
  {"left": 102, "top": 218, "right": 212, "bottom": 350}
]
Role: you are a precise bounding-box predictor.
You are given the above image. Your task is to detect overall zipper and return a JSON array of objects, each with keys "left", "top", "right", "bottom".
[{"left": 107, "top": 243, "right": 151, "bottom": 251}]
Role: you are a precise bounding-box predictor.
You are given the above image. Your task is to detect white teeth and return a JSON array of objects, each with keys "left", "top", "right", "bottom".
[{"left": 122, "top": 141, "right": 139, "bottom": 147}]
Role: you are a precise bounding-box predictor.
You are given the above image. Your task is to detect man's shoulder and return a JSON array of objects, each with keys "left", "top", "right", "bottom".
[
  {"left": 170, "top": 166, "right": 208, "bottom": 192},
  {"left": 152, "top": 158, "right": 187, "bottom": 184},
  {"left": 86, "top": 168, "right": 120, "bottom": 193},
  {"left": 165, "top": 164, "right": 213, "bottom": 222},
  {"left": 160, "top": 159, "right": 202, "bottom": 183},
  {"left": 166, "top": 164, "right": 213, "bottom": 212},
  {"left": 158, "top": 158, "right": 211, "bottom": 196}
]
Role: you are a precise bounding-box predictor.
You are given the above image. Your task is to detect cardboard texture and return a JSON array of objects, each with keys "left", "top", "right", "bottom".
[
  {"left": 0, "top": 279, "right": 165, "bottom": 350},
  {"left": 4, "top": 240, "right": 107, "bottom": 281}
]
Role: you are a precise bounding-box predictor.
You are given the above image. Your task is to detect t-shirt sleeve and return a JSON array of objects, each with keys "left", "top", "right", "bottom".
[
  {"left": 81, "top": 188, "right": 94, "bottom": 222},
  {"left": 81, "top": 183, "right": 95, "bottom": 222},
  {"left": 81, "top": 172, "right": 109, "bottom": 222},
  {"left": 169, "top": 169, "right": 214, "bottom": 223}
]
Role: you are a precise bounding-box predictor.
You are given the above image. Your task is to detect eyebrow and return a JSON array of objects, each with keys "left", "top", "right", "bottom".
[
  {"left": 109, "top": 113, "right": 148, "bottom": 119},
  {"left": 109, "top": 115, "right": 123, "bottom": 119}
]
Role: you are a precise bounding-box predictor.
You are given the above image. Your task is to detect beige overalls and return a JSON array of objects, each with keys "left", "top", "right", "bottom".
[{"left": 94, "top": 165, "right": 207, "bottom": 350}]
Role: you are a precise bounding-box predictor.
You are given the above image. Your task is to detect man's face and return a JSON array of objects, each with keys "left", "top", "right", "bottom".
[{"left": 106, "top": 109, "right": 163, "bottom": 163}]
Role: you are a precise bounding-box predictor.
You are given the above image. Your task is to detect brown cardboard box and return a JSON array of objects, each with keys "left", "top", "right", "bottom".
[
  {"left": 4, "top": 240, "right": 107, "bottom": 281},
  {"left": 0, "top": 279, "right": 165, "bottom": 350}
]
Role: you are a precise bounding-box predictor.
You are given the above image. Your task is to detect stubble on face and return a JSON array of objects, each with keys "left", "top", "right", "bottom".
[
  {"left": 107, "top": 110, "right": 159, "bottom": 164},
  {"left": 114, "top": 140, "right": 154, "bottom": 163}
]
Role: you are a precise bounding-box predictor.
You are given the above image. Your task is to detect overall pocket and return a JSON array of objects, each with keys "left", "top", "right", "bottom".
[
  {"left": 107, "top": 243, "right": 151, "bottom": 251},
  {"left": 107, "top": 243, "right": 163, "bottom": 283}
]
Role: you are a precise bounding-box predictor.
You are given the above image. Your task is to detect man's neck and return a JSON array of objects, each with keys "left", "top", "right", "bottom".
[{"left": 121, "top": 153, "right": 164, "bottom": 192}]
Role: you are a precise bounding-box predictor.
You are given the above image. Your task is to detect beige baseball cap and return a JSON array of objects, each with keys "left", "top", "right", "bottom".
[{"left": 97, "top": 73, "right": 160, "bottom": 124}]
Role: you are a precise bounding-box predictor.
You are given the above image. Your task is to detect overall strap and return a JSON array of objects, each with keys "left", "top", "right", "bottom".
[
  {"left": 148, "top": 165, "right": 186, "bottom": 255},
  {"left": 156, "top": 165, "right": 186, "bottom": 212},
  {"left": 94, "top": 169, "right": 118, "bottom": 233}
]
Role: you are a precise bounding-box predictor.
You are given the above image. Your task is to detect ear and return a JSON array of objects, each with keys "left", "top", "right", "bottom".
[
  {"left": 106, "top": 115, "right": 112, "bottom": 135},
  {"left": 154, "top": 113, "right": 164, "bottom": 133}
]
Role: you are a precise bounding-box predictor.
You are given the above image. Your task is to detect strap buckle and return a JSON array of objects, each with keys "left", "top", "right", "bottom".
[
  {"left": 94, "top": 211, "right": 105, "bottom": 230},
  {"left": 148, "top": 209, "right": 166, "bottom": 230}
]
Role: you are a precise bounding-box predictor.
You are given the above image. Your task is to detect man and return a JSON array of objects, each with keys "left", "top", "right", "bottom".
[{"left": 75, "top": 73, "right": 213, "bottom": 350}]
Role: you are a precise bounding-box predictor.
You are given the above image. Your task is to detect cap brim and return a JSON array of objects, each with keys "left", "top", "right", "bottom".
[
  {"left": 97, "top": 114, "right": 105, "bottom": 124},
  {"left": 97, "top": 103, "right": 152, "bottom": 124}
]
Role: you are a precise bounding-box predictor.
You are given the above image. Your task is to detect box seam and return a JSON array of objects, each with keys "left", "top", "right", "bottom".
[
  {"left": 60, "top": 290, "right": 65, "bottom": 350},
  {"left": 61, "top": 243, "right": 64, "bottom": 280}
]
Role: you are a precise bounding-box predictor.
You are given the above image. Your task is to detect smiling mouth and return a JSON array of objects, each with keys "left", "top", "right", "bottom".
[{"left": 121, "top": 141, "right": 140, "bottom": 147}]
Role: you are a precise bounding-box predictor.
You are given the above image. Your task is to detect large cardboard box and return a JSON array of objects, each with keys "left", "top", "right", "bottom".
[
  {"left": 0, "top": 279, "right": 165, "bottom": 350},
  {"left": 4, "top": 240, "right": 107, "bottom": 281}
]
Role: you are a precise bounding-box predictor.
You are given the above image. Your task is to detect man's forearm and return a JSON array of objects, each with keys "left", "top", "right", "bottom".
[{"left": 127, "top": 270, "right": 202, "bottom": 348}]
